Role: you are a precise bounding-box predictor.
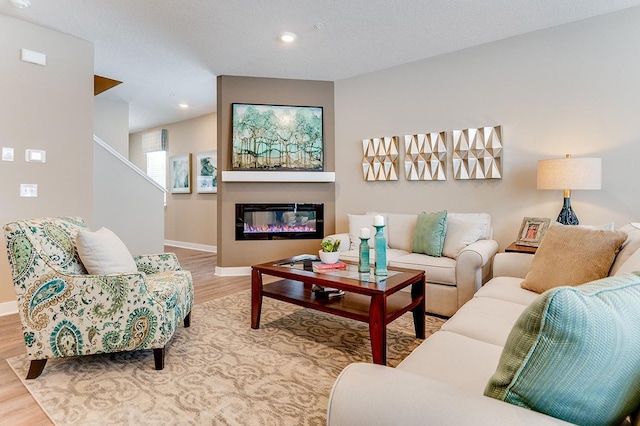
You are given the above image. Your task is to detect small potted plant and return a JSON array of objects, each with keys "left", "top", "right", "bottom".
[{"left": 319, "top": 238, "right": 341, "bottom": 264}]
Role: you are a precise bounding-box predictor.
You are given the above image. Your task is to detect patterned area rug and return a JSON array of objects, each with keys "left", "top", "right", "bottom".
[{"left": 7, "top": 290, "right": 445, "bottom": 425}]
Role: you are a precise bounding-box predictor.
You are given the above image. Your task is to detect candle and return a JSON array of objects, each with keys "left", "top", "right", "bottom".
[
  {"left": 360, "top": 227, "right": 371, "bottom": 239},
  {"left": 373, "top": 215, "right": 384, "bottom": 226}
]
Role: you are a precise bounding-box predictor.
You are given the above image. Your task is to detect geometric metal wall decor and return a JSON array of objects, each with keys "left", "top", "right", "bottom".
[
  {"left": 404, "top": 132, "right": 447, "bottom": 180},
  {"left": 452, "top": 125, "right": 502, "bottom": 180},
  {"left": 362, "top": 136, "right": 399, "bottom": 181}
]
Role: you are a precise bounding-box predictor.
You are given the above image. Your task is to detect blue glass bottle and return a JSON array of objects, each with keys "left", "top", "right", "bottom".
[
  {"left": 359, "top": 237, "right": 370, "bottom": 273},
  {"left": 374, "top": 225, "right": 387, "bottom": 276}
]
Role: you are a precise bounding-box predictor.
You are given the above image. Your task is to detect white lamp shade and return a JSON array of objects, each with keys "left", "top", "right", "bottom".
[{"left": 537, "top": 156, "right": 601, "bottom": 190}]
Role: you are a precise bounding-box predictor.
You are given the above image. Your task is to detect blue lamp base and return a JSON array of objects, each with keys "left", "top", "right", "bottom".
[{"left": 557, "top": 197, "right": 579, "bottom": 225}]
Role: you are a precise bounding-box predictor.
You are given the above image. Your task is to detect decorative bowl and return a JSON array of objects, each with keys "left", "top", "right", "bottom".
[{"left": 318, "top": 250, "right": 341, "bottom": 264}]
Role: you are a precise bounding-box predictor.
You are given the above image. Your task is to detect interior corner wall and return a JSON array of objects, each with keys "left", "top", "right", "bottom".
[
  {"left": 0, "top": 15, "right": 94, "bottom": 304},
  {"left": 129, "top": 113, "right": 218, "bottom": 249},
  {"left": 334, "top": 7, "right": 640, "bottom": 250},
  {"left": 217, "top": 76, "right": 335, "bottom": 268},
  {"left": 94, "top": 96, "right": 129, "bottom": 157}
]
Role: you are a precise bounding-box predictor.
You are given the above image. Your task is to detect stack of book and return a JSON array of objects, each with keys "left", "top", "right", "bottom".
[
  {"left": 311, "top": 284, "right": 345, "bottom": 299},
  {"left": 312, "top": 261, "right": 347, "bottom": 272}
]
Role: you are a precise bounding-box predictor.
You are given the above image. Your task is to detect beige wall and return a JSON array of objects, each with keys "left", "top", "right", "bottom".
[
  {"left": 217, "top": 76, "right": 336, "bottom": 267},
  {"left": 0, "top": 15, "right": 94, "bottom": 305},
  {"left": 334, "top": 8, "right": 640, "bottom": 250},
  {"left": 94, "top": 97, "right": 129, "bottom": 157},
  {"left": 130, "top": 113, "right": 218, "bottom": 248}
]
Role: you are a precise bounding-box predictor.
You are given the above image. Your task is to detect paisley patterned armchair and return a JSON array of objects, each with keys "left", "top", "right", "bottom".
[{"left": 3, "top": 217, "right": 193, "bottom": 379}]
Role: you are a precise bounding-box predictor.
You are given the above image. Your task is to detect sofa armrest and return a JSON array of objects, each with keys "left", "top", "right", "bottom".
[
  {"left": 327, "top": 363, "right": 573, "bottom": 426},
  {"left": 455, "top": 239, "right": 499, "bottom": 306},
  {"left": 134, "top": 253, "right": 183, "bottom": 274},
  {"left": 323, "top": 233, "right": 351, "bottom": 252},
  {"left": 493, "top": 252, "right": 534, "bottom": 278}
]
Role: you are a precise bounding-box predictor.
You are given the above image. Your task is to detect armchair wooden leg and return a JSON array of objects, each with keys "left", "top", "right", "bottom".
[
  {"left": 26, "top": 359, "right": 47, "bottom": 379},
  {"left": 184, "top": 311, "right": 191, "bottom": 328},
  {"left": 153, "top": 348, "right": 165, "bottom": 370}
]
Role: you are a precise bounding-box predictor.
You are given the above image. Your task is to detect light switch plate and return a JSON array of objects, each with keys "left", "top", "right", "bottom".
[
  {"left": 25, "top": 149, "right": 46, "bottom": 163},
  {"left": 20, "top": 184, "right": 38, "bottom": 197},
  {"left": 2, "top": 147, "right": 14, "bottom": 161},
  {"left": 21, "top": 48, "right": 46, "bottom": 66}
]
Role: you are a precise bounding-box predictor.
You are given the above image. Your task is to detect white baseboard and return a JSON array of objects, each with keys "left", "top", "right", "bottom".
[
  {"left": 164, "top": 240, "right": 217, "bottom": 253},
  {"left": 215, "top": 266, "right": 251, "bottom": 276},
  {"left": 0, "top": 300, "right": 18, "bottom": 316}
]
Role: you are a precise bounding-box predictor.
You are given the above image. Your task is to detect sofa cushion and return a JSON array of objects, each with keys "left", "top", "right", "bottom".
[
  {"left": 485, "top": 273, "right": 640, "bottom": 426},
  {"left": 442, "top": 213, "right": 490, "bottom": 259},
  {"left": 398, "top": 331, "right": 503, "bottom": 394},
  {"left": 339, "top": 248, "right": 409, "bottom": 264},
  {"left": 76, "top": 227, "right": 138, "bottom": 275},
  {"left": 412, "top": 211, "right": 447, "bottom": 257},
  {"left": 474, "top": 277, "right": 539, "bottom": 306},
  {"left": 610, "top": 223, "right": 640, "bottom": 275},
  {"left": 389, "top": 253, "right": 457, "bottom": 285},
  {"left": 520, "top": 226, "right": 627, "bottom": 293},
  {"left": 613, "top": 246, "right": 640, "bottom": 276},
  {"left": 347, "top": 214, "right": 389, "bottom": 250},
  {"left": 440, "top": 297, "right": 528, "bottom": 347}
]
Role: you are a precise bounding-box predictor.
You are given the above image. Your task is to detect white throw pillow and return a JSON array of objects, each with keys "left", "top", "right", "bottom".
[
  {"left": 442, "top": 213, "right": 491, "bottom": 259},
  {"left": 76, "top": 227, "right": 138, "bottom": 275}
]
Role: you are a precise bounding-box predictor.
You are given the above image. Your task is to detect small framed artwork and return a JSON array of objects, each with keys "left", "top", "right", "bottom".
[
  {"left": 196, "top": 151, "right": 217, "bottom": 193},
  {"left": 170, "top": 153, "right": 192, "bottom": 193},
  {"left": 516, "top": 217, "right": 551, "bottom": 247}
]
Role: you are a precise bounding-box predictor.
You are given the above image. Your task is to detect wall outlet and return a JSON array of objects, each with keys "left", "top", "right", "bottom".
[
  {"left": 20, "top": 184, "right": 38, "bottom": 197},
  {"left": 2, "top": 147, "right": 14, "bottom": 161}
]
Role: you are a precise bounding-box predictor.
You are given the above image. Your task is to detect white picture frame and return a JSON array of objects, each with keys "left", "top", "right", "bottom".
[
  {"left": 170, "top": 153, "right": 192, "bottom": 193},
  {"left": 196, "top": 151, "right": 217, "bottom": 193}
]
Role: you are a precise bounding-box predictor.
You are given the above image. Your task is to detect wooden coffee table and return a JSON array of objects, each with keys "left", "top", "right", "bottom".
[{"left": 251, "top": 255, "right": 426, "bottom": 365}]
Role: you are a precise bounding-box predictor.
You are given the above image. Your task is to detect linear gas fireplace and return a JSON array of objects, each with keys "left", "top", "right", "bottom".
[{"left": 236, "top": 203, "right": 324, "bottom": 240}]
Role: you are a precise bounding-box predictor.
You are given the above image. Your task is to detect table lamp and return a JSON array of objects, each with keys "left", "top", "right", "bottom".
[{"left": 537, "top": 154, "right": 601, "bottom": 225}]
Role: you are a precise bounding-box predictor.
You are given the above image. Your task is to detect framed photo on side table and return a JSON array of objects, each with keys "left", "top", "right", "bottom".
[
  {"left": 516, "top": 217, "right": 551, "bottom": 247},
  {"left": 170, "top": 153, "right": 192, "bottom": 193},
  {"left": 196, "top": 151, "right": 217, "bottom": 193}
]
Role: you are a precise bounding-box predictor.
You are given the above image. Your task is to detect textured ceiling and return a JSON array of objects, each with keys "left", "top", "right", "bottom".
[{"left": 2, "top": 0, "right": 640, "bottom": 133}]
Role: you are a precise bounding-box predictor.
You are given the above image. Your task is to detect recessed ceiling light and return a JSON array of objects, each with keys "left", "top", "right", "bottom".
[
  {"left": 179, "top": 103, "right": 189, "bottom": 109},
  {"left": 280, "top": 32, "right": 297, "bottom": 43},
  {"left": 11, "top": 0, "right": 31, "bottom": 8}
]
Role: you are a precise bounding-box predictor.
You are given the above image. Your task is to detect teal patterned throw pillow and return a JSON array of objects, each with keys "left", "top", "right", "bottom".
[
  {"left": 485, "top": 273, "right": 640, "bottom": 426},
  {"left": 411, "top": 210, "right": 447, "bottom": 257}
]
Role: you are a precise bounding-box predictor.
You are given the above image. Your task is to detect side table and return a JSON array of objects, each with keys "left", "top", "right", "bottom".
[{"left": 505, "top": 242, "right": 537, "bottom": 254}]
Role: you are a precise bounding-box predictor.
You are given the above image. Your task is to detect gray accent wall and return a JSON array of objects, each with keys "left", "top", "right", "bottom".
[{"left": 334, "top": 7, "right": 640, "bottom": 249}]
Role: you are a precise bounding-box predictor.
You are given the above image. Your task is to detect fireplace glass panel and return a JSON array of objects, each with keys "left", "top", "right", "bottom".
[{"left": 236, "top": 203, "right": 324, "bottom": 240}]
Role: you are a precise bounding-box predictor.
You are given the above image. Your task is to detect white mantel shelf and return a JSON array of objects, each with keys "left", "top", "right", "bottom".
[{"left": 221, "top": 171, "right": 335, "bottom": 183}]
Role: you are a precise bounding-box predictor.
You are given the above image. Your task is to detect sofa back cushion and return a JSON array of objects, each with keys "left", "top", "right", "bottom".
[
  {"left": 442, "top": 213, "right": 492, "bottom": 259},
  {"left": 610, "top": 223, "right": 640, "bottom": 275},
  {"left": 386, "top": 213, "right": 418, "bottom": 252},
  {"left": 485, "top": 273, "right": 640, "bottom": 425},
  {"left": 520, "top": 226, "right": 627, "bottom": 293},
  {"left": 347, "top": 214, "right": 389, "bottom": 250}
]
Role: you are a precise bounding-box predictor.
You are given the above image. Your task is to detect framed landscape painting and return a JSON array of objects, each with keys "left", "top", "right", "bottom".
[
  {"left": 196, "top": 151, "right": 217, "bottom": 193},
  {"left": 231, "top": 103, "right": 323, "bottom": 171},
  {"left": 170, "top": 153, "right": 192, "bottom": 193}
]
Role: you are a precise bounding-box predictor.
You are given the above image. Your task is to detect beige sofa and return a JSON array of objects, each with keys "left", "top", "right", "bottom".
[
  {"left": 327, "top": 223, "right": 640, "bottom": 425},
  {"left": 326, "top": 212, "right": 498, "bottom": 317}
]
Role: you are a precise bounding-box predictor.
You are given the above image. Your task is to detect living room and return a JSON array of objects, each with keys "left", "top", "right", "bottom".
[{"left": 1, "top": 2, "right": 640, "bottom": 425}]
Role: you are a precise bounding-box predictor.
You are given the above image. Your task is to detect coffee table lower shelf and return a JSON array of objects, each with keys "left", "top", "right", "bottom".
[
  {"left": 251, "top": 275, "right": 425, "bottom": 365},
  {"left": 260, "top": 279, "right": 420, "bottom": 324}
]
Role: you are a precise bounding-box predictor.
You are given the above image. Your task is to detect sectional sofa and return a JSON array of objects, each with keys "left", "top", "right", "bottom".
[
  {"left": 327, "top": 223, "right": 640, "bottom": 425},
  {"left": 326, "top": 211, "right": 498, "bottom": 317}
]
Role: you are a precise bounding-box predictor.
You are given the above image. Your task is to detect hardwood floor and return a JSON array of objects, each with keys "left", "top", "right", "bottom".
[{"left": 0, "top": 247, "right": 248, "bottom": 425}]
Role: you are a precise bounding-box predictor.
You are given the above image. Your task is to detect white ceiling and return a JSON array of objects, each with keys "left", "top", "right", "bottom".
[{"left": 2, "top": 0, "right": 640, "bottom": 133}]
